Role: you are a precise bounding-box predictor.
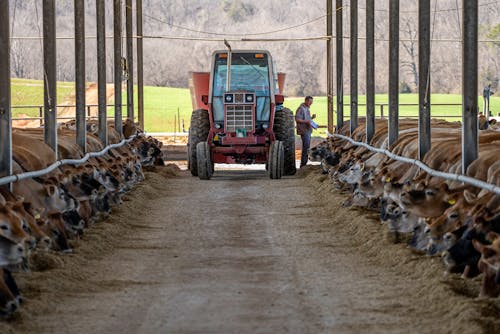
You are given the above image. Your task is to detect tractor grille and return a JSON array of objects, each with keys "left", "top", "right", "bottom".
[{"left": 226, "top": 105, "right": 253, "bottom": 132}]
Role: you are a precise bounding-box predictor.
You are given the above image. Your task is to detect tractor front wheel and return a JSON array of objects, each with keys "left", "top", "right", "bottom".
[
  {"left": 274, "top": 107, "right": 296, "bottom": 176},
  {"left": 196, "top": 142, "right": 213, "bottom": 180},
  {"left": 188, "top": 109, "right": 210, "bottom": 176},
  {"left": 268, "top": 140, "right": 284, "bottom": 179}
]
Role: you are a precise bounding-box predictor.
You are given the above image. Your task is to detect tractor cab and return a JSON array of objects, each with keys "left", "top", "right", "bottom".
[
  {"left": 188, "top": 49, "right": 296, "bottom": 180},
  {"left": 211, "top": 52, "right": 274, "bottom": 135}
]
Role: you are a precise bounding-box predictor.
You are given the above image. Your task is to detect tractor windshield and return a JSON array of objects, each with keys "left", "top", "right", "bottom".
[{"left": 212, "top": 53, "right": 271, "bottom": 122}]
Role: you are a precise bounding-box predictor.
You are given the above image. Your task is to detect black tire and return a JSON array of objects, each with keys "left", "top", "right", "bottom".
[
  {"left": 188, "top": 109, "right": 210, "bottom": 176},
  {"left": 268, "top": 140, "right": 284, "bottom": 179},
  {"left": 196, "top": 142, "right": 213, "bottom": 180},
  {"left": 274, "top": 107, "right": 296, "bottom": 175}
]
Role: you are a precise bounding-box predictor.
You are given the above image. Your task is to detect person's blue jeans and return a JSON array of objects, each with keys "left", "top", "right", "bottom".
[{"left": 300, "top": 131, "right": 311, "bottom": 167}]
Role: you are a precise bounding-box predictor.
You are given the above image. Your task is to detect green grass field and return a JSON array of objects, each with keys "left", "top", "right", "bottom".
[{"left": 11, "top": 78, "right": 500, "bottom": 134}]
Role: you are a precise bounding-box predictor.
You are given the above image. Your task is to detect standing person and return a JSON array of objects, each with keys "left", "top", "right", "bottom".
[
  {"left": 483, "top": 84, "right": 494, "bottom": 118},
  {"left": 295, "top": 96, "right": 316, "bottom": 167}
]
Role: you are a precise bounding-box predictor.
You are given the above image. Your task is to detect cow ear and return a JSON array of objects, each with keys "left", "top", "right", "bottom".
[
  {"left": 439, "top": 183, "right": 450, "bottom": 192},
  {"left": 486, "top": 232, "right": 500, "bottom": 243},
  {"left": 472, "top": 239, "right": 485, "bottom": 253},
  {"left": 463, "top": 190, "right": 476, "bottom": 204},
  {"left": 473, "top": 240, "right": 496, "bottom": 258},
  {"left": 0, "top": 196, "right": 6, "bottom": 206},
  {"left": 15, "top": 196, "right": 24, "bottom": 206},
  {"left": 46, "top": 185, "right": 57, "bottom": 197}
]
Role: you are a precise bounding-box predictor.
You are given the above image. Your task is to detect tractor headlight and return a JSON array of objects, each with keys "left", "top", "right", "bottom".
[
  {"left": 245, "top": 94, "right": 254, "bottom": 103},
  {"left": 262, "top": 123, "right": 269, "bottom": 129},
  {"left": 215, "top": 123, "right": 222, "bottom": 129},
  {"left": 225, "top": 93, "right": 233, "bottom": 103}
]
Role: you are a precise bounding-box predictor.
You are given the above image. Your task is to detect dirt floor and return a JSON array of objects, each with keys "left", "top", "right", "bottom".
[{"left": 1, "top": 164, "right": 500, "bottom": 334}]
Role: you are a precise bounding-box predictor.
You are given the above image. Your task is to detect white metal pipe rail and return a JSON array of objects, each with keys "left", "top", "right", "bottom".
[
  {"left": 0, "top": 135, "right": 137, "bottom": 186},
  {"left": 327, "top": 132, "right": 500, "bottom": 195}
]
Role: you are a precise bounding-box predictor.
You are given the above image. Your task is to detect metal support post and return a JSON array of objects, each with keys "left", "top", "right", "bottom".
[
  {"left": 0, "top": 0, "right": 12, "bottom": 181},
  {"left": 97, "top": 0, "right": 108, "bottom": 146},
  {"left": 75, "top": 0, "right": 86, "bottom": 152},
  {"left": 137, "top": 0, "right": 144, "bottom": 129},
  {"left": 327, "top": 0, "right": 333, "bottom": 133},
  {"left": 418, "top": 0, "right": 431, "bottom": 159},
  {"left": 365, "top": 0, "right": 375, "bottom": 143},
  {"left": 126, "top": 0, "right": 134, "bottom": 121},
  {"left": 336, "top": 0, "right": 343, "bottom": 130},
  {"left": 43, "top": 0, "right": 57, "bottom": 158},
  {"left": 388, "top": 0, "right": 399, "bottom": 146},
  {"left": 114, "top": 0, "right": 123, "bottom": 135},
  {"left": 462, "top": 0, "right": 478, "bottom": 173},
  {"left": 350, "top": 0, "right": 358, "bottom": 134}
]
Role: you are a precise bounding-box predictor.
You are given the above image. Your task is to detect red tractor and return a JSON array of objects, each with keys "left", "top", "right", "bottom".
[{"left": 188, "top": 48, "right": 296, "bottom": 179}]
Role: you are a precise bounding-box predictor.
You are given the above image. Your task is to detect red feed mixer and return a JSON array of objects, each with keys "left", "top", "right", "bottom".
[{"left": 188, "top": 47, "right": 296, "bottom": 180}]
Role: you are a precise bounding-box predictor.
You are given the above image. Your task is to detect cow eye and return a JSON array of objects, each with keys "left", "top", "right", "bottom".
[
  {"left": 425, "top": 189, "right": 435, "bottom": 196},
  {"left": 0, "top": 225, "right": 9, "bottom": 231},
  {"left": 449, "top": 213, "right": 459, "bottom": 219}
]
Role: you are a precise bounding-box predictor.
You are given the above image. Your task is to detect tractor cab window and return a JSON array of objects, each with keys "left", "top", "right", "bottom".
[{"left": 213, "top": 53, "right": 271, "bottom": 122}]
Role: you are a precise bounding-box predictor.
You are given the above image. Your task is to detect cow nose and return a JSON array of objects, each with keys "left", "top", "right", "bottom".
[
  {"left": 17, "top": 245, "right": 25, "bottom": 254},
  {"left": 443, "top": 232, "right": 452, "bottom": 240},
  {"left": 400, "top": 192, "right": 407, "bottom": 198},
  {"left": 25, "top": 237, "right": 36, "bottom": 250},
  {"left": 7, "top": 301, "right": 17, "bottom": 313},
  {"left": 424, "top": 226, "right": 431, "bottom": 234},
  {"left": 41, "top": 236, "right": 52, "bottom": 248}
]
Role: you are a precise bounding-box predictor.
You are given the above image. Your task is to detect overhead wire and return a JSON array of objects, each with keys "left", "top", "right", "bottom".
[{"left": 140, "top": 7, "right": 327, "bottom": 37}]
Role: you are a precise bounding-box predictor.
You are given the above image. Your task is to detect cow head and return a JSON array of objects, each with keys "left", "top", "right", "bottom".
[{"left": 473, "top": 237, "right": 500, "bottom": 298}]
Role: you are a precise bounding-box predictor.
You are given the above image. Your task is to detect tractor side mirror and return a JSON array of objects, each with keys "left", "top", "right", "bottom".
[{"left": 201, "top": 95, "right": 209, "bottom": 105}]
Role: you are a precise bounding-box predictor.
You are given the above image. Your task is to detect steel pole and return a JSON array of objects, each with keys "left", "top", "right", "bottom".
[
  {"left": 75, "top": 0, "right": 86, "bottom": 152},
  {"left": 350, "top": 0, "right": 358, "bottom": 134},
  {"left": 327, "top": 0, "right": 333, "bottom": 133},
  {"left": 388, "top": 0, "right": 399, "bottom": 146},
  {"left": 462, "top": 0, "right": 478, "bottom": 173},
  {"left": 137, "top": 0, "right": 144, "bottom": 129},
  {"left": 336, "top": 0, "right": 343, "bottom": 130},
  {"left": 365, "top": 0, "right": 375, "bottom": 143},
  {"left": 43, "top": 0, "right": 57, "bottom": 158},
  {"left": 96, "top": 0, "right": 108, "bottom": 146},
  {"left": 0, "top": 0, "right": 12, "bottom": 181},
  {"left": 126, "top": 0, "right": 134, "bottom": 121},
  {"left": 114, "top": 0, "right": 123, "bottom": 135},
  {"left": 418, "top": 0, "right": 431, "bottom": 159}
]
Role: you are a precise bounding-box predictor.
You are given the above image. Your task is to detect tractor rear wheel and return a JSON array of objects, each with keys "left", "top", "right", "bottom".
[
  {"left": 274, "top": 107, "right": 296, "bottom": 175},
  {"left": 268, "top": 140, "right": 284, "bottom": 179},
  {"left": 188, "top": 109, "right": 210, "bottom": 176},
  {"left": 196, "top": 142, "right": 213, "bottom": 180}
]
